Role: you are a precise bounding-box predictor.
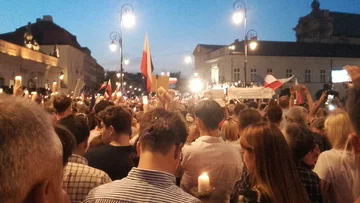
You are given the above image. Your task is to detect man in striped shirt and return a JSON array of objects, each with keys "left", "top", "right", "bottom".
[{"left": 84, "top": 108, "right": 201, "bottom": 203}]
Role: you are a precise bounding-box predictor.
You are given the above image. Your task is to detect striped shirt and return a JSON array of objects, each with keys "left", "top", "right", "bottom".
[{"left": 84, "top": 167, "right": 201, "bottom": 203}]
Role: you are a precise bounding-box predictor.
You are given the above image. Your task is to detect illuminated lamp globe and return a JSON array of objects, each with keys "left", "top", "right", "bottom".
[
  {"left": 110, "top": 41, "right": 117, "bottom": 52},
  {"left": 249, "top": 41, "right": 258, "bottom": 50},
  {"left": 232, "top": 11, "right": 244, "bottom": 24},
  {"left": 124, "top": 59, "right": 130, "bottom": 65},
  {"left": 185, "top": 55, "right": 192, "bottom": 64},
  {"left": 122, "top": 12, "right": 136, "bottom": 28}
]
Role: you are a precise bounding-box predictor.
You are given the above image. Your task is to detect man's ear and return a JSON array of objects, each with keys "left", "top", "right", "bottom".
[
  {"left": 136, "top": 141, "right": 141, "bottom": 156},
  {"left": 349, "top": 133, "right": 360, "bottom": 155},
  {"left": 25, "top": 179, "right": 51, "bottom": 203},
  {"left": 174, "top": 144, "right": 183, "bottom": 160}
]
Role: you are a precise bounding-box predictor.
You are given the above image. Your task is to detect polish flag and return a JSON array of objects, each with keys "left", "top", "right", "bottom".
[
  {"left": 140, "top": 33, "right": 153, "bottom": 93},
  {"left": 264, "top": 74, "right": 294, "bottom": 91}
]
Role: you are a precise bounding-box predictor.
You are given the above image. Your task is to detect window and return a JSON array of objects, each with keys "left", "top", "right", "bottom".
[
  {"left": 320, "top": 70, "right": 326, "bottom": 83},
  {"left": 251, "top": 69, "right": 256, "bottom": 82},
  {"left": 286, "top": 69, "right": 292, "bottom": 78},
  {"left": 211, "top": 65, "right": 219, "bottom": 83},
  {"left": 234, "top": 68, "right": 240, "bottom": 82},
  {"left": 267, "top": 69, "right": 273, "bottom": 75},
  {"left": 305, "top": 69, "right": 311, "bottom": 83}
]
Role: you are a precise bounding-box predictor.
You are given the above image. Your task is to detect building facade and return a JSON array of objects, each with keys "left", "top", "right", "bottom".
[
  {"left": 0, "top": 15, "right": 104, "bottom": 93},
  {"left": 194, "top": 40, "right": 360, "bottom": 97},
  {"left": 0, "top": 39, "right": 61, "bottom": 90}
]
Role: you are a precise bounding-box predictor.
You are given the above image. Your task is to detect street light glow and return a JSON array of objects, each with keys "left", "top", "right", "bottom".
[
  {"left": 189, "top": 78, "right": 203, "bottom": 93},
  {"left": 249, "top": 41, "right": 258, "bottom": 50},
  {"left": 161, "top": 72, "right": 165, "bottom": 76},
  {"left": 122, "top": 12, "right": 135, "bottom": 28},
  {"left": 117, "top": 73, "right": 121, "bottom": 78},
  {"left": 232, "top": 11, "right": 244, "bottom": 24},
  {"left": 124, "top": 59, "right": 130, "bottom": 65},
  {"left": 110, "top": 41, "right": 117, "bottom": 52},
  {"left": 185, "top": 55, "right": 192, "bottom": 64}
]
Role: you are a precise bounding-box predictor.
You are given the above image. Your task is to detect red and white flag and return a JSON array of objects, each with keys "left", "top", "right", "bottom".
[
  {"left": 264, "top": 74, "right": 294, "bottom": 91},
  {"left": 140, "top": 33, "right": 153, "bottom": 93}
]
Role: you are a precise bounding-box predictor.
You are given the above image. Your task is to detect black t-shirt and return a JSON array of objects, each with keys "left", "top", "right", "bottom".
[{"left": 85, "top": 145, "right": 137, "bottom": 180}]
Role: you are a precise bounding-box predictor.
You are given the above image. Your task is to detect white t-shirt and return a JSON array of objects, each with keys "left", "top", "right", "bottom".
[{"left": 314, "top": 149, "right": 360, "bottom": 203}]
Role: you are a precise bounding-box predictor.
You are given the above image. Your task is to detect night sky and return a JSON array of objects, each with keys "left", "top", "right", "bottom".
[{"left": 1, "top": 0, "right": 359, "bottom": 77}]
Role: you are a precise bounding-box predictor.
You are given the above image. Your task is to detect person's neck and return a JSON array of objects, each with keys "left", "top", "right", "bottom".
[
  {"left": 109, "top": 133, "right": 130, "bottom": 146},
  {"left": 199, "top": 129, "right": 219, "bottom": 137},
  {"left": 137, "top": 152, "right": 176, "bottom": 175},
  {"left": 72, "top": 146, "right": 86, "bottom": 157}
]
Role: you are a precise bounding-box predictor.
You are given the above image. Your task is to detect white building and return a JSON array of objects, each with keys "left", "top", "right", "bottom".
[{"left": 193, "top": 40, "right": 360, "bottom": 97}]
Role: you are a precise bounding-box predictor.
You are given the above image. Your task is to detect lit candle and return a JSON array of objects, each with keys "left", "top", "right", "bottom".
[
  {"left": 15, "top": 76, "right": 22, "bottom": 87},
  {"left": 31, "top": 92, "right": 37, "bottom": 101},
  {"left": 142, "top": 95, "right": 149, "bottom": 113},
  {"left": 198, "top": 172, "right": 210, "bottom": 193},
  {"left": 0, "top": 88, "right": 3, "bottom": 94},
  {"left": 52, "top": 82, "right": 57, "bottom": 93},
  {"left": 24, "top": 90, "right": 29, "bottom": 98}
]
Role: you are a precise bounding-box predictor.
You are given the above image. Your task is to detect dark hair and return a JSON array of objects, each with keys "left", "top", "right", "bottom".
[
  {"left": 94, "top": 100, "right": 114, "bottom": 114},
  {"left": 53, "top": 95, "right": 72, "bottom": 113},
  {"left": 194, "top": 100, "right": 224, "bottom": 130},
  {"left": 279, "top": 96, "right": 290, "bottom": 109},
  {"left": 286, "top": 123, "right": 317, "bottom": 164},
  {"left": 54, "top": 124, "right": 76, "bottom": 166},
  {"left": 266, "top": 106, "right": 283, "bottom": 124},
  {"left": 58, "top": 115, "right": 90, "bottom": 146},
  {"left": 248, "top": 101, "right": 258, "bottom": 109},
  {"left": 234, "top": 103, "right": 247, "bottom": 115},
  {"left": 347, "top": 84, "right": 360, "bottom": 135},
  {"left": 139, "top": 108, "right": 188, "bottom": 155},
  {"left": 98, "top": 106, "right": 132, "bottom": 135},
  {"left": 238, "top": 109, "right": 262, "bottom": 130}
]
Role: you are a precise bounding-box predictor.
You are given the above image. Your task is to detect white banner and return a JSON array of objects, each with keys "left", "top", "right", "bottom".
[{"left": 227, "top": 87, "right": 274, "bottom": 99}]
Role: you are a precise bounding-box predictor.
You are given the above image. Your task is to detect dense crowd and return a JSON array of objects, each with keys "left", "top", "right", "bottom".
[{"left": 1, "top": 66, "right": 360, "bottom": 203}]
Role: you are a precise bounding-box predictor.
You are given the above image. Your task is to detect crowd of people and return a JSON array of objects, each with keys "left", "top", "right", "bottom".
[{"left": 1, "top": 66, "right": 360, "bottom": 203}]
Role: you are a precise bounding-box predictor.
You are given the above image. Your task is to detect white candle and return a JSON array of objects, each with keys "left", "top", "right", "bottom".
[
  {"left": 52, "top": 82, "right": 57, "bottom": 93},
  {"left": 142, "top": 95, "right": 148, "bottom": 104},
  {"left": 15, "top": 76, "right": 22, "bottom": 87},
  {"left": 198, "top": 172, "right": 210, "bottom": 193},
  {"left": 0, "top": 88, "right": 3, "bottom": 93},
  {"left": 24, "top": 90, "right": 29, "bottom": 98}
]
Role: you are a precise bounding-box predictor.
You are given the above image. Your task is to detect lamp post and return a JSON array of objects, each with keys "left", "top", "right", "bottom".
[
  {"left": 109, "top": 4, "right": 135, "bottom": 91},
  {"left": 232, "top": 0, "right": 258, "bottom": 84}
]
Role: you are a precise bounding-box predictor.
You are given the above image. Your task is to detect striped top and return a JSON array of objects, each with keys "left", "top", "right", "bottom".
[{"left": 84, "top": 167, "right": 201, "bottom": 203}]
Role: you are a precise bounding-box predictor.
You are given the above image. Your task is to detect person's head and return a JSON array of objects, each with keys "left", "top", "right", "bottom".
[
  {"left": 285, "top": 123, "right": 320, "bottom": 167},
  {"left": 54, "top": 124, "right": 76, "bottom": 166},
  {"left": 248, "top": 101, "right": 258, "bottom": 109},
  {"left": 286, "top": 106, "right": 308, "bottom": 126},
  {"left": 194, "top": 99, "right": 224, "bottom": 133},
  {"left": 58, "top": 115, "right": 90, "bottom": 156},
  {"left": 346, "top": 84, "right": 360, "bottom": 154},
  {"left": 325, "top": 112, "right": 353, "bottom": 150},
  {"left": 221, "top": 118, "right": 239, "bottom": 141},
  {"left": 138, "top": 108, "right": 188, "bottom": 174},
  {"left": 238, "top": 109, "right": 262, "bottom": 132},
  {"left": 323, "top": 84, "right": 331, "bottom": 91},
  {"left": 53, "top": 95, "right": 72, "bottom": 118},
  {"left": 265, "top": 106, "right": 283, "bottom": 127},
  {"left": 279, "top": 96, "right": 290, "bottom": 109},
  {"left": 98, "top": 105, "right": 132, "bottom": 143},
  {"left": 234, "top": 103, "right": 247, "bottom": 116},
  {"left": 240, "top": 122, "right": 309, "bottom": 203},
  {"left": 311, "top": 117, "right": 326, "bottom": 136},
  {"left": 0, "top": 95, "right": 64, "bottom": 203},
  {"left": 227, "top": 104, "right": 235, "bottom": 115}
]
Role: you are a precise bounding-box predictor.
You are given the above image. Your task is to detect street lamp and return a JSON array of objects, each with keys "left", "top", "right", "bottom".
[
  {"left": 124, "top": 53, "right": 130, "bottom": 65},
  {"left": 109, "top": 4, "right": 135, "bottom": 91},
  {"left": 232, "top": 0, "right": 258, "bottom": 84},
  {"left": 185, "top": 52, "right": 196, "bottom": 76}
]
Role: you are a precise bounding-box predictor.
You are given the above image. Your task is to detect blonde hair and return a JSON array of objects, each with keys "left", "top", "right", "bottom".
[
  {"left": 240, "top": 122, "right": 310, "bottom": 203},
  {"left": 325, "top": 112, "right": 353, "bottom": 149},
  {"left": 221, "top": 119, "right": 239, "bottom": 141}
]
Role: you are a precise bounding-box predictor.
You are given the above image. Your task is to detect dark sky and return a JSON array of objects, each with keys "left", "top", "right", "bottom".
[{"left": 1, "top": 0, "right": 359, "bottom": 77}]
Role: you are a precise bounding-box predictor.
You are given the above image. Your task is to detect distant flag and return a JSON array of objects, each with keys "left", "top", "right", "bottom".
[
  {"left": 98, "top": 79, "right": 112, "bottom": 100},
  {"left": 264, "top": 74, "right": 294, "bottom": 91},
  {"left": 140, "top": 33, "right": 154, "bottom": 93}
]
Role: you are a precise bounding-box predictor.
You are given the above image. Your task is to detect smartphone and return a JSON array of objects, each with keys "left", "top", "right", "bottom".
[{"left": 331, "top": 70, "right": 351, "bottom": 83}]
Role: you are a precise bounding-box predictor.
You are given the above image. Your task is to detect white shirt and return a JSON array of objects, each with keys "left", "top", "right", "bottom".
[
  {"left": 314, "top": 149, "right": 360, "bottom": 203},
  {"left": 226, "top": 139, "right": 241, "bottom": 153},
  {"left": 181, "top": 136, "right": 243, "bottom": 203}
]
